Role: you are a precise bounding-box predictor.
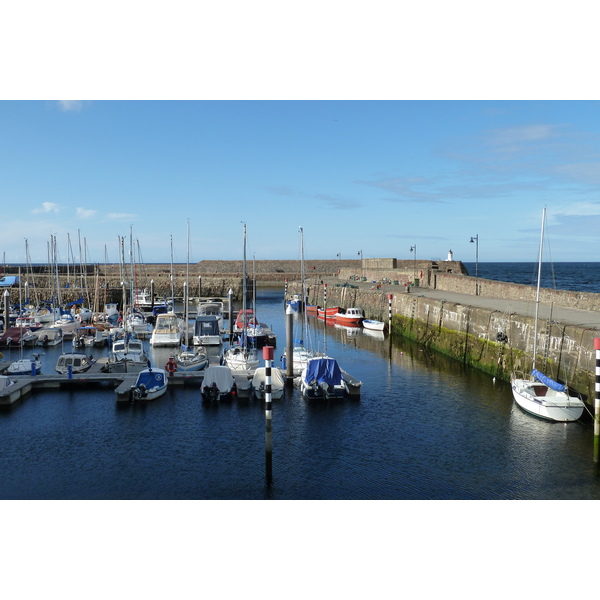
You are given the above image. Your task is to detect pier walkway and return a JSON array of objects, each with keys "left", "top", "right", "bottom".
[{"left": 322, "top": 277, "right": 600, "bottom": 331}]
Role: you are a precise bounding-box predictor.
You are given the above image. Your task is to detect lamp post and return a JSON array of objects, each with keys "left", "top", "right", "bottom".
[
  {"left": 410, "top": 245, "right": 417, "bottom": 281},
  {"left": 470, "top": 235, "right": 479, "bottom": 295},
  {"left": 358, "top": 250, "right": 363, "bottom": 278}
]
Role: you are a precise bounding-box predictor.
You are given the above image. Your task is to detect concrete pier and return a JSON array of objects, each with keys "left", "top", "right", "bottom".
[{"left": 289, "top": 272, "right": 600, "bottom": 404}]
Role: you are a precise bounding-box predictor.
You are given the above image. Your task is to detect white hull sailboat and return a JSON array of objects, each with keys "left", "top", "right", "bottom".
[
  {"left": 510, "top": 208, "right": 585, "bottom": 422},
  {"left": 223, "top": 224, "right": 260, "bottom": 372}
]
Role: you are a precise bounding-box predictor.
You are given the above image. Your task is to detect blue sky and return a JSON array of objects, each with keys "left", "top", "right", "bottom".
[
  {"left": 3, "top": 100, "right": 600, "bottom": 265},
  {"left": 2, "top": 3, "right": 599, "bottom": 266}
]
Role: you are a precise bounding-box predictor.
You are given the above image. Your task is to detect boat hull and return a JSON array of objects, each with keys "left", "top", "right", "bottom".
[
  {"left": 363, "top": 319, "right": 386, "bottom": 332},
  {"left": 511, "top": 377, "right": 584, "bottom": 422}
]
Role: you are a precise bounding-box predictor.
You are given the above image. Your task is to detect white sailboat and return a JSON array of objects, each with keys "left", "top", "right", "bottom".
[
  {"left": 174, "top": 222, "right": 208, "bottom": 372},
  {"left": 510, "top": 208, "right": 585, "bottom": 422},
  {"left": 283, "top": 226, "right": 323, "bottom": 375},
  {"left": 223, "top": 223, "right": 260, "bottom": 372}
]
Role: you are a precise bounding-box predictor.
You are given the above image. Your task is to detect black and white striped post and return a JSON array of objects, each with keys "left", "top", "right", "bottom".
[
  {"left": 595, "top": 338, "right": 600, "bottom": 463},
  {"left": 388, "top": 294, "right": 393, "bottom": 330},
  {"left": 263, "top": 345, "right": 274, "bottom": 486},
  {"left": 284, "top": 278, "right": 288, "bottom": 307},
  {"left": 323, "top": 282, "right": 327, "bottom": 325}
]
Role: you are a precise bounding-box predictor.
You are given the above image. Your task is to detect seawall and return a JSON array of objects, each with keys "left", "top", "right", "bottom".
[{"left": 290, "top": 276, "right": 600, "bottom": 404}]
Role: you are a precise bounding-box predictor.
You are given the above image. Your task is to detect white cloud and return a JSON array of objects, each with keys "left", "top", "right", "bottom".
[
  {"left": 107, "top": 212, "right": 137, "bottom": 220},
  {"left": 57, "top": 100, "right": 83, "bottom": 112},
  {"left": 76, "top": 207, "right": 97, "bottom": 219},
  {"left": 32, "top": 202, "right": 60, "bottom": 214},
  {"left": 485, "top": 124, "right": 561, "bottom": 148}
]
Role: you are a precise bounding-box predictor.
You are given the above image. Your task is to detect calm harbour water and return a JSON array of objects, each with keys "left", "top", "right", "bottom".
[{"left": 2, "top": 266, "right": 600, "bottom": 500}]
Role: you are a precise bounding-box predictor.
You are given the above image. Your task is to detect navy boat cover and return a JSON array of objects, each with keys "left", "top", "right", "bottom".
[
  {"left": 305, "top": 357, "right": 343, "bottom": 386},
  {"left": 531, "top": 369, "right": 567, "bottom": 392}
]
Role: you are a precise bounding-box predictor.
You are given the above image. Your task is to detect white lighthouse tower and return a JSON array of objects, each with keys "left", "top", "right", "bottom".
[{"left": 446, "top": 249, "right": 453, "bottom": 261}]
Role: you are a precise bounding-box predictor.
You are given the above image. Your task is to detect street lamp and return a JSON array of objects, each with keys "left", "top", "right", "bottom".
[
  {"left": 410, "top": 245, "right": 417, "bottom": 280},
  {"left": 470, "top": 235, "right": 479, "bottom": 295}
]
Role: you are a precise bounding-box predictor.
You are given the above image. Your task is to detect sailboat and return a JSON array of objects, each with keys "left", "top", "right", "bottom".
[
  {"left": 510, "top": 208, "right": 585, "bottom": 422},
  {"left": 7, "top": 269, "right": 42, "bottom": 375},
  {"left": 174, "top": 222, "right": 208, "bottom": 372},
  {"left": 283, "top": 226, "right": 323, "bottom": 376},
  {"left": 107, "top": 228, "right": 149, "bottom": 371},
  {"left": 223, "top": 223, "right": 260, "bottom": 372}
]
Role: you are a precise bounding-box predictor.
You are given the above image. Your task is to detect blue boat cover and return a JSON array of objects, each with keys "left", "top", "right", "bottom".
[
  {"left": 305, "top": 358, "right": 342, "bottom": 386},
  {"left": 66, "top": 296, "right": 84, "bottom": 306},
  {"left": 136, "top": 369, "right": 165, "bottom": 389},
  {"left": 531, "top": 369, "right": 567, "bottom": 392}
]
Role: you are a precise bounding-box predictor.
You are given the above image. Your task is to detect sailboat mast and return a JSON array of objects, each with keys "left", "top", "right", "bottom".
[
  {"left": 242, "top": 223, "right": 247, "bottom": 350},
  {"left": 299, "top": 226, "right": 308, "bottom": 346},
  {"left": 532, "top": 208, "right": 546, "bottom": 371},
  {"left": 185, "top": 220, "right": 190, "bottom": 346},
  {"left": 170, "top": 234, "right": 175, "bottom": 309}
]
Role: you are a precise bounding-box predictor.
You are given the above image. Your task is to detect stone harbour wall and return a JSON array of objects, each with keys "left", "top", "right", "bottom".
[{"left": 289, "top": 280, "right": 598, "bottom": 403}]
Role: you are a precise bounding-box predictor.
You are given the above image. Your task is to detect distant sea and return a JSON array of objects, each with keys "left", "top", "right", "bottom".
[{"left": 462, "top": 262, "right": 600, "bottom": 294}]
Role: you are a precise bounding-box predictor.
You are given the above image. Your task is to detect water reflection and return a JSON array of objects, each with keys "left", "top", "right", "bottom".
[{"left": 1, "top": 287, "right": 599, "bottom": 499}]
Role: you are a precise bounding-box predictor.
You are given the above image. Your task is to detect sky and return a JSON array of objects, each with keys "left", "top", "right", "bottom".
[
  {"left": 3, "top": 99, "right": 600, "bottom": 266},
  {"left": 1, "top": 3, "right": 598, "bottom": 268}
]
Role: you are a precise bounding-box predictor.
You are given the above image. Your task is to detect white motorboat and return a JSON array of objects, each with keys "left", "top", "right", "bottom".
[
  {"left": 72, "top": 326, "right": 103, "bottom": 349},
  {"left": 7, "top": 353, "right": 42, "bottom": 375},
  {"left": 111, "top": 337, "right": 148, "bottom": 365},
  {"left": 510, "top": 208, "right": 585, "bottom": 422},
  {"left": 201, "top": 365, "right": 236, "bottom": 402},
  {"left": 55, "top": 352, "right": 95, "bottom": 374},
  {"left": 129, "top": 367, "right": 168, "bottom": 401},
  {"left": 252, "top": 366, "right": 285, "bottom": 400},
  {"left": 193, "top": 315, "right": 222, "bottom": 346},
  {"left": 197, "top": 301, "right": 224, "bottom": 331},
  {"left": 36, "top": 327, "right": 64, "bottom": 347},
  {"left": 299, "top": 356, "right": 347, "bottom": 400},
  {"left": 149, "top": 312, "right": 182, "bottom": 347},
  {"left": 21, "top": 328, "right": 39, "bottom": 346},
  {"left": 363, "top": 319, "right": 387, "bottom": 332}
]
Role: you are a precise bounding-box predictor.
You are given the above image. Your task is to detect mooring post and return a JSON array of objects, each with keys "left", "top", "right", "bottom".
[
  {"left": 323, "top": 282, "right": 327, "bottom": 326},
  {"left": 388, "top": 294, "right": 393, "bottom": 330},
  {"left": 284, "top": 278, "right": 288, "bottom": 306},
  {"left": 198, "top": 276, "right": 202, "bottom": 298},
  {"left": 285, "top": 303, "right": 294, "bottom": 383},
  {"left": 263, "top": 345, "right": 274, "bottom": 486},
  {"left": 150, "top": 279, "right": 155, "bottom": 310},
  {"left": 228, "top": 287, "right": 234, "bottom": 343},
  {"left": 595, "top": 338, "right": 600, "bottom": 463},
  {"left": 3, "top": 290, "right": 9, "bottom": 335}
]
